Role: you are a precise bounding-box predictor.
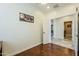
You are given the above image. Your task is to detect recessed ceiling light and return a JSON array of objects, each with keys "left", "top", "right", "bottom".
[
  {"left": 47, "top": 6, "right": 50, "bottom": 9},
  {"left": 41, "top": 3, "right": 47, "bottom": 4}
]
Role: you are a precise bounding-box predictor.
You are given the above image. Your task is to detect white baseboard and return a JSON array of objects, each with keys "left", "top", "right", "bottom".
[
  {"left": 52, "top": 41, "right": 74, "bottom": 50},
  {"left": 4, "top": 42, "right": 42, "bottom": 56}
]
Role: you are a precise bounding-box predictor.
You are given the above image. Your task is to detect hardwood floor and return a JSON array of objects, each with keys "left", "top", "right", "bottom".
[{"left": 16, "top": 43, "right": 75, "bottom": 56}]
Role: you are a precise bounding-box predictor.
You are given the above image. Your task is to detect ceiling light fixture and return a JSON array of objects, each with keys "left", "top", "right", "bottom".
[
  {"left": 47, "top": 6, "right": 50, "bottom": 9},
  {"left": 41, "top": 3, "right": 47, "bottom": 4}
]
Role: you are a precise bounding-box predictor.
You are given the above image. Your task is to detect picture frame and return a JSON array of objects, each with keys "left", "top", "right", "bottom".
[{"left": 19, "top": 12, "right": 34, "bottom": 23}]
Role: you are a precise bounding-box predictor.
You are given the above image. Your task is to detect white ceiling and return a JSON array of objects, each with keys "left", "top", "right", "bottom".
[
  {"left": 28, "top": 3, "right": 72, "bottom": 14},
  {"left": 25, "top": 3, "right": 79, "bottom": 14}
]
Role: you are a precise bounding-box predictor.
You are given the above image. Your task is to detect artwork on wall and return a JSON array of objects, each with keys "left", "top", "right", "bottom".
[{"left": 19, "top": 12, "right": 34, "bottom": 23}]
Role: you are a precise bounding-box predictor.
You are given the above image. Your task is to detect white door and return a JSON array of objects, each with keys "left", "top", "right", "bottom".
[{"left": 43, "top": 19, "right": 51, "bottom": 44}]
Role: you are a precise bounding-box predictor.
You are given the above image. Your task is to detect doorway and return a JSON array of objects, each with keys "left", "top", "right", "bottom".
[
  {"left": 64, "top": 21, "right": 72, "bottom": 41},
  {"left": 51, "top": 15, "right": 73, "bottom": 49}
]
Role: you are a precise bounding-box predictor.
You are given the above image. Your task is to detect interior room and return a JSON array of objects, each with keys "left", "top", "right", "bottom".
[{"left": 0, "top": 3, "right": 78, "bottom": 56}]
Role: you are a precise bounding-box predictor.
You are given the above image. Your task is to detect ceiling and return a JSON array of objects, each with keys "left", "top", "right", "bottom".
[{"left": 29, "top": 3, "right": 72, "bottom": 14}]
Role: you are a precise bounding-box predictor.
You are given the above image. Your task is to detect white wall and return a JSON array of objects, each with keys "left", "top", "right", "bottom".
[{"left": 0, "top": 3, "right": 45, "bottom": 56}]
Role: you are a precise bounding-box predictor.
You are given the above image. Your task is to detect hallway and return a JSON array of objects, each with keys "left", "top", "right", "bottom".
[{"left": 16, "top": 43, "right": 75, "bottom": 56}]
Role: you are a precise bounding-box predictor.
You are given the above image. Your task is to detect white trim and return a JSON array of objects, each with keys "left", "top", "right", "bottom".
[
  {"left": 52, "top": 41, "right": 74, "bottom": 50},
  {"left": 3, "top": 42, "right": 42, "bottom": 56},
  {"left": 75, "top": 11, "right": 78, "bottom": 56}
]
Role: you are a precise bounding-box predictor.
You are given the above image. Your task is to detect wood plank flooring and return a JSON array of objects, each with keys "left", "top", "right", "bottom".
[{"left": 16, "top": 43, "right": 75, "bottom": 56}]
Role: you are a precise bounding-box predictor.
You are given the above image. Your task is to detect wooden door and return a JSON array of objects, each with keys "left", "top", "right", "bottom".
[{"left": 64, "top": 21, "right": 72, "bottom": 41}]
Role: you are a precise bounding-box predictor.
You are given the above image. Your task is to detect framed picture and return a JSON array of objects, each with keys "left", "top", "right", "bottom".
[{"left": 19, "top": 12, "right": 34, "bottom": 23}]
